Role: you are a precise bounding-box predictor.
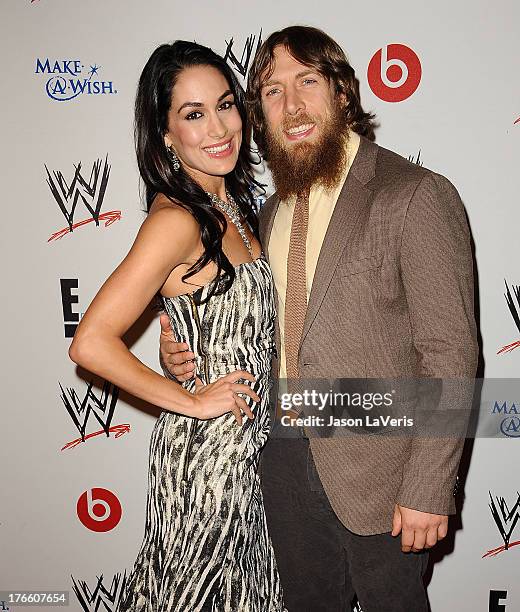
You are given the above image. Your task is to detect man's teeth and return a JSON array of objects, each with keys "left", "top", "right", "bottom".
[
  {"left": 287, "top": 123, "right": 314, "bottom": 135},
  {"left": 205, "top": 142, "right": 231, "bottom": 153}
]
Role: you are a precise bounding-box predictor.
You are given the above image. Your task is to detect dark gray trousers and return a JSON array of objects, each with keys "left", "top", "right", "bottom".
[{"left": 260, "top": 438, "right": 429, "bottom": 612}]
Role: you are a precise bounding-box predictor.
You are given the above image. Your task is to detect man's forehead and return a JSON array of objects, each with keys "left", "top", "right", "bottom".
[{"left": 260, "top": 45, "right": 316, "bottom": 84}]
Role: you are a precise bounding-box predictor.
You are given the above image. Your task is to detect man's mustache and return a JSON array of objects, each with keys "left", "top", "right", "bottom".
[{"left": 280, "top": 113, "right": 318, "bottom": 132}]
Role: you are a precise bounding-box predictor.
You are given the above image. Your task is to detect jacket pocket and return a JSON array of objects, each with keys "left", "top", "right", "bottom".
[{"left": 342, "top": 253, "right": 383, "bottom": 275}]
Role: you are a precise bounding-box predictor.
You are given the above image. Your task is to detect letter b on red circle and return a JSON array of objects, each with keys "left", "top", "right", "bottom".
[
  {"left": 77, "top": 487, "right": 122, "bottom": 532},
  {"left": 367, "top": 44, "right": 422, "bottom": 102}
]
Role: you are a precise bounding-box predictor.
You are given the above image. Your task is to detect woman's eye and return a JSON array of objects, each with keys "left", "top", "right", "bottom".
[
  {"left": 219, "top": 100, "right": 235, "bottom": 111},
  {"left": 186, "top": 111, "right": 203, "bottom": 120},
  {"left": 265, "top": 88, "right": 280, "bottom": 97}
]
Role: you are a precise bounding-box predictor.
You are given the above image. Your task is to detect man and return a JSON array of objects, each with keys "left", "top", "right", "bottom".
[{"left": 160, "top": 26, "right": 478, "bottom": 611}]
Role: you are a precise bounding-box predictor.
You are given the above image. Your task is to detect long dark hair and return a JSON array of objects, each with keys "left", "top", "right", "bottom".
[
  {"left": 247, "top": 26, "right": 377, "bottom": 156},
  {"left": 135, "top": 40, "right": 261, "bottom": 300}
]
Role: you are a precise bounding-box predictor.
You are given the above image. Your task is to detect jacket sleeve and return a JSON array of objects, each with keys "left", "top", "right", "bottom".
[{"left": 396, "top": 171, "right": 478, "bottom": 515}]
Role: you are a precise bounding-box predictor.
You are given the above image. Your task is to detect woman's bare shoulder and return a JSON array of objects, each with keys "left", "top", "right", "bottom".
[
  {"left": 146, "top": 195, "right": 199, "bottom": 232},
  {"left": 135, "top": 196, "right": 200, "bottom": 261}
]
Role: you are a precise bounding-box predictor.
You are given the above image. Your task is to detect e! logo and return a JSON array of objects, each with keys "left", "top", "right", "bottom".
[
  {"left": 60, "top": 278, "right": 80, "bottom": 338},
  {"left": 367, "top": 44, "right": 421, "bottom": 102},
  {"left": 77, "top": 487, "right": 122, "bottom": 532},
  {"left": 489, "top": 590, "right": 507, "bottom": 612}
]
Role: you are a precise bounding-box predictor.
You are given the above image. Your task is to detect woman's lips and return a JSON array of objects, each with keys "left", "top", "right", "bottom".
[{"left": 203, "top": 138, "right": 234, "bottom": 158}]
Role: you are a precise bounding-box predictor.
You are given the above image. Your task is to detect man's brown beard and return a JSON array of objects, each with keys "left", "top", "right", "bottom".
[{"left": 264, "top": 102, "right": 350, "bottom": 201}]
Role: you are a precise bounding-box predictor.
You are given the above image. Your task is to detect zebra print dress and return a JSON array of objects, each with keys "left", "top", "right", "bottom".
[{"left": 119, "top": 256, "right": 284, "bottom": 612}]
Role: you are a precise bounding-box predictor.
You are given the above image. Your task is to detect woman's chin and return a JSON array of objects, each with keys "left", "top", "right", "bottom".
[{"left": 204, "top": 157, "right": 239, "bottom": 177}]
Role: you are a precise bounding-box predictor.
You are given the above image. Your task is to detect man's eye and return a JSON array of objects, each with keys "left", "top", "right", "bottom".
[
  {"left": 186, "top": 111, "right": 203, "bottom": 120},
  {"left": 303, "top": 78, "right": 317, "bottom": 85},
  {"left": 265, "top": 88, "right": 280, "bottom": 97}
]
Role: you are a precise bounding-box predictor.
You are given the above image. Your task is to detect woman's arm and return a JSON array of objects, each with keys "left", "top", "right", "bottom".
[{"left": 69, "top": 206, "right": 257, "bottom": 422}]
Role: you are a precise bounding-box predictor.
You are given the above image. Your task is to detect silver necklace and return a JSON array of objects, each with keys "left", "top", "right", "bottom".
[{"left": 207, "top": 190, "right": 253, "bottom": 258}]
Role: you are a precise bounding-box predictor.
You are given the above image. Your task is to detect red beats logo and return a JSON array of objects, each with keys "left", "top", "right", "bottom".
[
  {"left": 77, "top": 487, "right": 122, "bottom": 532},
  {"left": 367, "top": 44, "right": 422, "bottom": 102}
]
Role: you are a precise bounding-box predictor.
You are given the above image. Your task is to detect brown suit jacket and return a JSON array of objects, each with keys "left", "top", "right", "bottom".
[{"left": 259, "top": 136, "right": 478, "bottom": 535}]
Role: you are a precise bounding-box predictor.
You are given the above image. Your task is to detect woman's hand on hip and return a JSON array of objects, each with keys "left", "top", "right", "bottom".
[{"left": 193, "top": 371, "right": 259, "bottom": 425}]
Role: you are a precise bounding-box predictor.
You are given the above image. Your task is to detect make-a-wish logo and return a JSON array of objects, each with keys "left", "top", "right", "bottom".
[
  {"left": 59, "top": 380, "right": 129, "bottom": 450},
  {"left": 35, "top": 58, "right": 117, "bottom": 101},
  {"left": 491, "top": 401, "right": 520, "bottom": 438},
  {"left": 71, "top": 572, "right": 127, "bottom": 611},
  {"left": 497, "top": 280, "right": 520, "bottom": 355},
  {"left": 45, "top": 155, "right": 121, "bottom": 242},
  {"left": 483, "top": 491, "right": 520, "bottom": 558},
  {"left": 223, "top": 30, "right": 263, "bottom": 79}
]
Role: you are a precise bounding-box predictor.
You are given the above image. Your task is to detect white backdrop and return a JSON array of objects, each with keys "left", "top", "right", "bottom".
[{"left": 2, "top": 1, "right": 519, "bottom": 610}]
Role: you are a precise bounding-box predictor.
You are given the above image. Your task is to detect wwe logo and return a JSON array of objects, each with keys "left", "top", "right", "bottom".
[
  {"left": 497, "top": 281, "right": 520, "bottom": 354},
  {"left": 45, "top": 155, "right": 121, "bottom": 242},
  {"left": 59, "top": 380, "right": 130, "bottom": 450},
  {"left": 482, "top": 491, "right": 520, "bottom": 558},
  {"left": 407, "top": 149, "right": 423, "bottom": 166},
  {"left": 71, "top": 572, "right": 127, "bottom": 612},
  {"left": 224, "top": 30, "right": 263, "bottom": 78}
]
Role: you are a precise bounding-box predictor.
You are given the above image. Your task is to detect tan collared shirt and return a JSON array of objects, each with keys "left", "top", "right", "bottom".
[{"left": 268, "top": 131, "right": 361, "bottom": 378}]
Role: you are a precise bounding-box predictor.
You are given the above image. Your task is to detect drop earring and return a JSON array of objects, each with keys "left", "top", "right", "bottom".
[{"left": 167, "top": 145, "right": 180, "bottom": 172}]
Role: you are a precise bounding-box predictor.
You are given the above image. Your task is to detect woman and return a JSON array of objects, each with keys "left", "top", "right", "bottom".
[{"left": 69, "top": 41, "right": 284, "bottom": 611}]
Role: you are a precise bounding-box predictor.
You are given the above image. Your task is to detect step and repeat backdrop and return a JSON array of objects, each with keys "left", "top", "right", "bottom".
[{"left": 2, "top": 1, "right": 519, "bottom": 610}]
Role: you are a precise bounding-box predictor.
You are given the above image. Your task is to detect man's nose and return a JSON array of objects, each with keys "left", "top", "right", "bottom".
[{"left": 284, "top": 87, "right": 305, "bottom": 116}]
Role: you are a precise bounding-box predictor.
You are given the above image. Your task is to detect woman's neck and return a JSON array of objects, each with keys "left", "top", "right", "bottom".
[{"left": 186, "top": 168, "right": 227, "bottom": 201}]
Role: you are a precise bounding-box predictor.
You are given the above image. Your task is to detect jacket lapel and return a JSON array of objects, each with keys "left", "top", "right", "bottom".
[
  {"left": 258, "top": 192, "right": 282, "bottom": 367},
  {"left": 301, "top": 137, "right": 378, "bottom": 343},
  {"left": 259, "top": 193, "right": 280, "bottom": 261}
]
